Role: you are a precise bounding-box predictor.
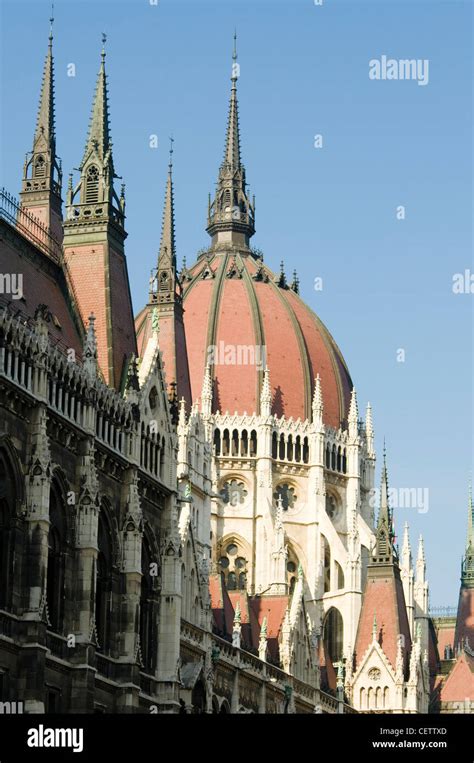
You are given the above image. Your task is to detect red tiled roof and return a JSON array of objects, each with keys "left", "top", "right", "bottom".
[
  {"left": 454, "top": 587, "right": 474, "bottom": 650},
  {"left": 354, "top": 569, "right": 412, "bottom": 673},
  {"left": 136, "top": 253, "right": 352, "bottom": 425},
  {"left": 440, "top": 650, "right": 474, "bottom": 702}
]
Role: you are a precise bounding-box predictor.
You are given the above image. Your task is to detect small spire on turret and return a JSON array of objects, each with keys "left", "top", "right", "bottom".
[
  {"left": 260, "top": 366, "right": 272, "bottom": 417},
  {"left": 348, "top": 387, "right": 359, "bottom": 438},
  {"left": 277, "top": 261, "right": 287, "bottom": 288},
  {"left": 365, "top": 402, "right": 375, "bottom": 456},
  {"left": 312, "top": 373, "right": 324, "bottom": 425},
  {"left": 401, "top": 522, "right": 412, "bottom": 572},
  {"left": 201, "top": 364, "right": 213, "bottom": 417},
  {"left": 290, "top": 269, "right": 299, "bottom": 293},
  {"left": 416, "top": 535, "right": 426, "bottom": 584}
]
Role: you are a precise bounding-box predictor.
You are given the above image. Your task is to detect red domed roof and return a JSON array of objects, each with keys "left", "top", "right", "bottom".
[{"left": 136, "top": 252, "right": 352, "bottom": 428}]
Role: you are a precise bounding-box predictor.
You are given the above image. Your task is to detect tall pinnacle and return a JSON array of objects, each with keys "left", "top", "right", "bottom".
[
  {"left": 35, "top": 10, "right": 55, "bottom": 148},
  {"left": 207, "top": 34, "right": 255, "bottom": 249},
  {"left": 81, "top": 34, "right": 113, "bottom": 171},
  {"left": 461, "top": 481, "right": 474, "bottom": 587},
  {"left": 20, "top": 7, "right": 62, "bottom": 239},
  {"left": 373, "top": 446, "right": 397, "bottom": 564},
  {"left": 224, "top": 31, "right": 241, "bottom": 170},
  {"left": 158, "top": 138, "right": 176, "bottom": 270}
]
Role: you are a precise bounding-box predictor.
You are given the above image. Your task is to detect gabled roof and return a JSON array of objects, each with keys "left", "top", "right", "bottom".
[{"left": 440, "top": 649, "right": 474, "bottom": 702}]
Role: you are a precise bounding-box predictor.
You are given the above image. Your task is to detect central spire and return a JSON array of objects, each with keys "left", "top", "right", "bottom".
[
  {"left": 461, "top": 481, "right": 474, "bottom": 588},
  {"left": 206, "top": 34, "right": 255, "bottom": 251},
  {"left": 373, "top": 446, "right": 397, "bottom": 565}
]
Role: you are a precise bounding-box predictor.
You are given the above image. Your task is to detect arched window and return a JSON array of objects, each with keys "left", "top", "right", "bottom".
[
  {"left": 34, "top": 155, "right": 46, "bottom": 177},
  {"left": 47, "top": 482, "right": 67, "bottom": 633},
  {"left": 213, "top": 429, "right": 221, "bottom": 456},
  {"left": 322, "top": 535, "right": 331, "bottom": 593},
  {"left": 287, "top": 435, "right": 293, "bottom": 461},
  {"left": 342, "top": 448, "right": 347, "bottom": 474},
  {"left": 222, "top": 429, "right": 230, "bottom": 457},
  {"left": 278, "top": 434, "right": 285, "bottom": 460},
  {"left": 96, "top": 512, "right": 113, "bottom": 653},
  {"left": 250, "top": 430, "right": 257, "bottom": 457},
  {"left": 323, "top": 607, "right": 344, "bottom": 664},
  {"left": 337, "top": 446, "right": 342, "bottom": 472},
  {"left": 231, "top": 429, "right": 239, "bottom": 457},
  {"left": 85, "top": 165, "right": 100, "bottom": 203},
  {"left": 295, "top": 436, "right": 301, "bottom": 463},
  {"left": 325, "top": 444, "right": 330, "bottom": 468},
  {"left": 240, "top": 430, "right": 248, "bottom": 456},
  {"left": 272, "top": 432, "right": 278, "bottom": 459},
  {"left": 335, "top": 561, "right": 345, "bottom": 590},
  {"left": 0, "top": 450, "right": 18, "bottom": 611},
  {"left": 140, "top": 538, "right": 157, "bottom": 674},
  {"left": 331, "top": 445, "right": 336, "bottom": 471},
  {"left": 286, "top": 546, "right": 299, "bottom": 594},
  {"left": 302, "top": 437, "right": 309, "bottom": 464},
  {"left": 218, "top": 540, "right": 248, "bottom": 591}
]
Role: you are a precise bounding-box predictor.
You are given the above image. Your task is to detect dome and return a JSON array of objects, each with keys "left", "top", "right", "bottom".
[
  {"left": 136, "top": 251, "right": 352, "bottom": 428},
  {"left": 135, "top": 53, "right": 352, "bottom": 428}
]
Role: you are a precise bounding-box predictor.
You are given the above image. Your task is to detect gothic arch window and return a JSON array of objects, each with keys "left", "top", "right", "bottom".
[
  {"left": 47, "top": 482, "right": 67, "bottom": 633},
  {"left": 213, "top": 429, "right": 221, "bottom": 456},
  {"left": 287, "top": 435, "right": 294, "bottom": 461},
  {"left": 34, "top": 155, "right": 46, "bottom": 178},
  {"left": 325, "top": 493, "right": 339, "bottom": 521},
  {"left": 331, "top": 445, "right": 336, "bottom": 471},
  {"left": 321, "top": 535, "right": 331, "bottom": 593},
  {"left": 295, "top": 436, "right": 301, "bottom": 462},
  {"left": 272, "top": 432, "right": 278, "bottom": 459},
  {"left": 231, "top": 429, "right": 239, "bottom": 456},
  {"left": 302, "top": 437, "right": 309, "bottom": 464},
  {"left": 278, "top": 434, "right": 285, "bottom": 461},
  {"left": 140, "top": 537, "right": 157, "bottom": 674},
  {"left": 325, "top": 444, "right": 330, "bottom": 469},
  {"left": 342, "top": 448, "right": 347, "bottom": 474},
  {"left": 222, "top": 429, "right": 230, "bottom": 457},
  {"left": 335, "top": 561, "right": 344, "bottom": 590},
  {"left": 240, "top": 430, "right": 248, "bottom": 456},
  {"left": 323, "top": 607, "right": 343, "bottom": 664},
  {"left": 286, "top": 546, "right": 299, "bottom": 594},
  {"left": 360, "top": 687, "right": 366, "bottom": 710},
  {"left": 149, "top": 387, "right": 158, "bottom": 411},
  {"left": 250, "top": 430, "right": 257, "bottom": 457},
  {"left": 218, "top": 540, "right": 247, "bottom": 591},
  {"left": 337, "top": 446, "right": 342, "bottom": 472},
  {"left": 96, "top": 511, "right": 114, "bottom": 653},
  {"left": 85, "top": 165, "right": 100, "bottom": 203},
  {"left": 0, "top": 449, "right": 19, "bottom": 611}
]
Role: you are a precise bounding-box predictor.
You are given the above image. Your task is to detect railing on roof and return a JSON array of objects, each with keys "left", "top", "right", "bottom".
[
  {"left": 0, "top": 187, "right": 62, "bottom": 264},
  {"left": 429, "top": 606, "right": 457, "bottom": 618}
]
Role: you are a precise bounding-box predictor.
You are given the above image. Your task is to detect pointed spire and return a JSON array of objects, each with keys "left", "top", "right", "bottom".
[
  {"left": 83, "top": 313, "right": 98, "bottom": 380},
  {"left": 277, "top": 261, "right": 287, "bottom": 288},
  {"left": 20, "top": 8, "right": 62, "bottom": 235},
  {"left": 35, "top": 9, "right": 55, "bottom": 148},
  {"left": 312, "top": 373, "right": 324, "bottom": 425},
  {"left": 462, "top": 480, "right": 474, "bottom": 586},
  {"left": 348, "top": 387, "right": 359, "bottom": 437},
  {"left": 178, "top": 397, "right": 187, "bottom": 433},
  {"left": 207, "top": 34, "right": 255, "bottom": 248},
  {"left": 290, "top": 269, "right": 299, "bottom": 294},
  {"left": 401, "top": 522, "right": 412, "bottom": 571},
  {"left": 365, "top": 402, "right": 375, "bottom": 456},
  {"left": 224, "top": 31, "right": 241, "bottom": 169},
  {"left": 201, "top": 364, "right": 213, "bottom": 417},
  {"left": 82, "top": 34, "right": 112, "bottom": 169},
  {"left": 260, "top": 366, "right": 272, "bottom": 417},
  {"left": 158, "top": 137, "right": 176, "bottom": 270},
  {"left": 373, "top": 446, "right": 396, "bottom": 564}
]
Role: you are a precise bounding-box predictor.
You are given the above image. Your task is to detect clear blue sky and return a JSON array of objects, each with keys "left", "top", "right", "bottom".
[{"left": 1, "top": 0, "right": 472, "bottom": 605}]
